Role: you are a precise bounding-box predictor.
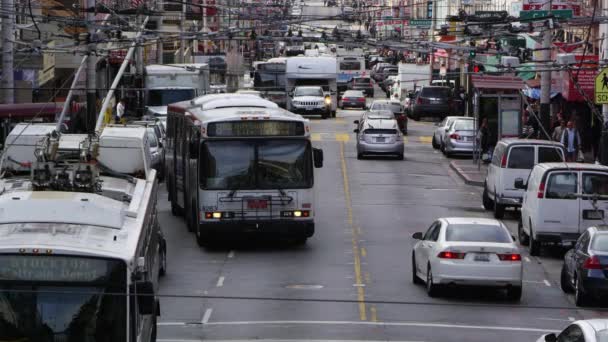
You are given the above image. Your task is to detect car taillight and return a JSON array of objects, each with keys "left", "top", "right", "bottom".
[
  {"left": 501, "top": 154, "right": 507, "bottom": 168},
  {"left": 438, "top": 251, "right": 466, "bottom": 259},
  {"left": 449, "top": 133, "right": 460, "bottom": 140},
  {"left": 537, "top": 182, "right": 545, "bottom": 199},
  {"left": 583, "top": 256, "right": 602, "bottom": 269},
  {"left": 497, "top": 253, "right": 521, "bottom": 261},
  {"left": 358, "top": 97, "right": 365, "bottom": 102}
]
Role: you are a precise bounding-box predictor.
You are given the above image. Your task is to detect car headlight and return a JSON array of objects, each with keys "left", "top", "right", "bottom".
[{"left": 324, "top": 96, "right": 331, "bottom": 105}]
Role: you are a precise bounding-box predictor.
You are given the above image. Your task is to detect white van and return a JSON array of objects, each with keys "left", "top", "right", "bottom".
[
  {"left": 517, "top": 163, "right": 608, "bottom": 256},
  {"left": 483, "top": 139, "right": 565, "bottom": 219}
]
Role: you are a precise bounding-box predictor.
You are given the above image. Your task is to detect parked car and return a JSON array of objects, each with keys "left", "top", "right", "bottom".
[
  {"left": 561, "top": 226, "right": 608, "bottom": 306},
  {"left": 375, "top": 66, "right": 398, "bottom": 84},
  {"left": 353, "top": 116, "right": 403, "bottom": 160},
  {"left": 537, "top": 319, "right": 608, "bottom": 342},
  {"left": 516, "top": 163, "right": 608, "bottom": 256},
  {"left": 411, "top": 217, "right": 522, "bottom": 300},
  {"left": 349, "top": 76, "right": 374, "bottom": 97},
  {"left": 367, "top": 55, "right": 386, "bottom": 69},
  {"left": 441, "top": 117, "right": 475, "bottom": 157},
  {"left": 146, "top": 127, "right": 165, "bottom": 181},
  {"left": 340, "top": 90, "right": 366, "bottom": 109},
  {"left": 371, "top": 63, "right": 392, "bottom": 81},
  {"left": 410, "top": 86, "right": 452, "bottom": 121},
  {"left": 368, "top": 99, "right": 407, "bottom": 134},
  {"left": 431, "top": 116, "right": 461, "bottom": 149},
  {"left": 483, "top": 139, "right": 565, "bottom": 219},
  {"left": 380, "top": 75, "right": 398, "bottom": 94}
]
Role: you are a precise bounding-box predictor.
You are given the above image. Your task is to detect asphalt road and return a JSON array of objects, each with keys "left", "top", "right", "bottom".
[{"left": 154, "top": 81, "right": 608, "bottom": 342}]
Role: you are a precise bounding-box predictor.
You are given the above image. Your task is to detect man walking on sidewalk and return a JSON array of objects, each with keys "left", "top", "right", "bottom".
[{"left": 561, "top": 120, "right": 582, "bottom": 162}]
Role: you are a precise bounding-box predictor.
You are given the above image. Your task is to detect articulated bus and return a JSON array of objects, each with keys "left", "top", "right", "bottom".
[
  {"left": 166, "top": 94, "right": 324, "bottom": 245},
  {"left": 0, "top": 129, "right": 165, "bottom": 342}
]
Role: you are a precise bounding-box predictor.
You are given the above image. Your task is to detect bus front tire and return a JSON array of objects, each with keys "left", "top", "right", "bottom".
[{"left": 196, "top": 223, "right": 209, "bottom": 247}]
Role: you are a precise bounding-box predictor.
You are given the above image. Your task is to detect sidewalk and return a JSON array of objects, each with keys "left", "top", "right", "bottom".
[{"left": 450, "top": 159, "right": 487, "bottom": 187}]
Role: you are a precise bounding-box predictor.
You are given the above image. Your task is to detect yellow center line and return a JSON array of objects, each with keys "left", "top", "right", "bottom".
[
  {"left": 370, "top": 306, "right": 378, "bottom": 322},
  {"left": 339, "top": 142, "right": 367, "bottom": 321}
]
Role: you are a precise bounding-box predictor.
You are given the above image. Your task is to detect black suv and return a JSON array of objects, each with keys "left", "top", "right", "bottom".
[
  {"left": 410, "top": 86, "right": 452, "bottom": 120},
  {"left": 348, "top": 76, "right": 374, "bottom": 97}
]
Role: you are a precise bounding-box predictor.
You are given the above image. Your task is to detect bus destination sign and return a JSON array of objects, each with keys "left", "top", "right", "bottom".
[
  {"left": 208, "top": 121, "right": 305, "bottom": 137},
  {"left": 0, "top": 255, "right": 114, "bottom": 282}
]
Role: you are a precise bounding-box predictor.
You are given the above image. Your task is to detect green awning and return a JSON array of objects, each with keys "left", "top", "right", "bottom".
[{"left": 517, "top": 63, "right": 536, "bottom": 81}]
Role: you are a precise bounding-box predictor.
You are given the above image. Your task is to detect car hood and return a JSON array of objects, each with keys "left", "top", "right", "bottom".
[{"left": 146, "top": 106, "right": 167, "bottom": 116}]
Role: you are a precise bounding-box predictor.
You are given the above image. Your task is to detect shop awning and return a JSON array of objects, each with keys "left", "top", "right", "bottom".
[
  {"left": 517, "top": 63, "right": 537, "bottom": 81},
  {"left": 472, "top": 75, "right": 524, "bottom": 90}
]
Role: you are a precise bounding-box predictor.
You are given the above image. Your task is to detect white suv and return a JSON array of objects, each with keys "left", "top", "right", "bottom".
[
  {"left": 516, "top": 163, "right": 608, "bottom": 256},
  {"left": 289, "top": 86, "right": 330, "bottom": 119},
  {"left": 483, "top": 139, "right": 565, "bottom": 219}
]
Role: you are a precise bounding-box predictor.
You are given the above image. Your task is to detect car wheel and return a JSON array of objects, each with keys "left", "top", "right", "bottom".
[
  {"left": 518, "top": 219, "right": 529, "bottom": 246},
  {"left": 575, "top": 275, "right": 589, "bottom": 307},
  {"left": 426, "top": 265, "right": 440, "bottom": 297},
  {"left": 506, "top": 286, "right": 522, "bottom": 301},
  {"left": 396, "top": 154, "right": 404, "bottom": 160},
  {"left": 432, "top": 136, "right": 439, "bottom": 149},
  {"left": 482, "top": 186, "right": 493, "bottom": 210},
  {"left": 412, "top": 255, "right": 423, "bottom": 284},
  {"left": 357, "top": 153, "right": 363, "bottom": 160},
  {"left": 321, "top": 112, "right": 329, "bottom": 120},
  {"left": 529, "top": 224, "right": 540, "bottom": 256},
  {"left": 494, "top": 203, "right": 505, "bottom": 219},
  {"left": 560, "top": 265, "right": 574, "bottom": 293}
]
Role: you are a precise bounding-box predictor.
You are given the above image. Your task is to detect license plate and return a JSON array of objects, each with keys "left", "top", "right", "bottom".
[
  {"left": 474, "top": 253, "right": 490, "bottom": 262},
  {"left": 306, "top": 107, "right": 315, "bottom": 111},
  {"left": 376, "top": 137, "right": 385, "bottom": 143},
  {"left": 247, "top": 199, "right": 268, "bottom": 209},
  {"left": 464, "top": 137, "right": 472, "bottom": 142}
]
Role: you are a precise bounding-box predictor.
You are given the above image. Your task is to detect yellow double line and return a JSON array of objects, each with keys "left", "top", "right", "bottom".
[{"left": 339, "top": 142, "right": 377, "bottom": 322}]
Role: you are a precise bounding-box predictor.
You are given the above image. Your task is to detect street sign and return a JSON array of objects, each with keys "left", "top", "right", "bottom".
[
  {"left": 519, "top": 9, "right": 573, "bottom": 20},
  {"left": 595, "top": 67, "right": 608, "bottom": 104},
  {"left": 410, "top": 19, "right": 432, "bottom": 28},
  {"left": 471, "top": 11, "right": 508, "bottom": 22}
]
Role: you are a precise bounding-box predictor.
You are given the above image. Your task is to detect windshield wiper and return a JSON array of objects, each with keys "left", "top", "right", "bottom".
[{"left": 228, "top": 189, "right": 238, "bottom": 198}]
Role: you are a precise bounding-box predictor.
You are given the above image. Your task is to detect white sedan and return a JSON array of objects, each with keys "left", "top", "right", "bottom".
[
  {"left": 411, "top": 217, "right": 523, "bottom": 300},
  {"left": 537, "top": 319, "right": 608, "bottom": 342}
]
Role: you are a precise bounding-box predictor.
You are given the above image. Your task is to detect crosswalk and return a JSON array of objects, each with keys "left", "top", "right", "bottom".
[{"left": 310, "top": 133, "right": 433, "bottom": 143}]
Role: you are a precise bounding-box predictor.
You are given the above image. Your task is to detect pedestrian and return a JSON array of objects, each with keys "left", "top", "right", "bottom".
[
  {"left": 560, "top": 120, "right": 582, "bottom": 162},
  {"left": 552, "top": 120, "right": 566, "bottom": 142},
  {"left": 478, "top": 117, "right": 492, "bottom": 162},
  {"left": 115, "top": 98, "right": 125, "bottom": 124}
]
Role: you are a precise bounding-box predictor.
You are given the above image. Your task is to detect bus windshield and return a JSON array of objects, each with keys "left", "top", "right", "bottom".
[
  {"left": 0, "top": 255, "right": 127, "bottom": 342},
  {"left": 148, "top": 89, "right": 195, "bottom": 106},
  {"left": 201, "top": 139, "right": 312, "bottom": 190}
]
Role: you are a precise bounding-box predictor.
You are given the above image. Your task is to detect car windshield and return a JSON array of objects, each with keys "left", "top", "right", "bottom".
[
  {"left": 354, "top": 78, "right": 370, "bottom": 84},
  {"left": 367, "top": 110, "right": 393, "bottom": 119},
  {"left": 370, "top": 102, "right": 400, "bottom": 113},
  {"left": 147, "top": 89, "right": 195, "bottom": 106},
  {"left": 295, "top": 88, "right": 323, "bottom": 97},
  {"left": 340, "top": 61, "right": 362, "bottom": 71},
  {"left": 421, "top": 87, "right": 450, "bottom": 98},
  {"left": 201, "top": 140, "right": 312, "bottom": 190},
  {"left": 445, "top": 224, "right": 512, "bottom": 243},
  {"left": 592, "top": 235, "right": 608, "bottom": 251},
  {"left": 453, "top": 120, "right": 474, "bottom": 130},
  {"left": 0, "top": 256, "right": 126, "bottom": 342}
]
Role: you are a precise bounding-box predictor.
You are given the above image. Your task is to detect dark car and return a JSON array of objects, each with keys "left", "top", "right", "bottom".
[
  {"left": 340, "top": 90, "right": 366, "bottom": 109},
  {"left": 375, "top": 66, "right": 398, "bottom": 83},
  {"left": 368, "top": 99, "right": 408, "bottom": 135},
  {"left": 561, "top": 226, "right": 608, "bottom": 306},
  {"left": 410, "top": 86, "right": 452, "bottom": 121},
  {"left": 349, "top": 76, "right": 374, "bottom": 97}
]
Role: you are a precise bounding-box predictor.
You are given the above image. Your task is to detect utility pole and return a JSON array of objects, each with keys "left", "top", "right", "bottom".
[
  {"left": 539, "top": 0, "right": 553, "bottom": 138},
  {"left": 86, "top": 0, "right": 97, "bottom": 132},
  {"left": 178, "top": 0, "right": 186, "bottom": 63},
  {"left": 601, "top": 0, "right": 608, "bottom": 165},
  {"left": 1, "top": 0, "right": 14, "bottom": 104}
]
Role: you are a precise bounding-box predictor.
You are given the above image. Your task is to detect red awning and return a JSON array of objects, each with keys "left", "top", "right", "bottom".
[{"left": 472, "top": 75, "right": 524, "bottom": 90}]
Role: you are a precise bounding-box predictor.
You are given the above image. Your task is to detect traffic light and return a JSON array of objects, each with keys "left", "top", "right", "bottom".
[
  {"left": 469, "top": 49, "right": 476, "bottom": 58},
  {"left": 468, "top": 63, "right": 484, "bottom": 73}
]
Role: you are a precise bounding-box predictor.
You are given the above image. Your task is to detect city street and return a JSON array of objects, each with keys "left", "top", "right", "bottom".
[{"left": 156, "top": 88, "right": 606, "bottom": 342}]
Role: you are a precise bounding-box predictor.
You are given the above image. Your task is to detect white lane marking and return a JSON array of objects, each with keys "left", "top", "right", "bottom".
[
  {"left": 198, "top": 320, "right": 557, "bottom": 333},
  {"left": 227, "top": 251, "right": 235, "bottom": 258},
  {"left": 544, "top": 279, "right": 551, "bottom": 287},
  {"left": 538, "top": 318, "right": 574, "bottom": 322},
  {"left": 525, "top": 257, "right": 531, "bottom": 263},
  {"left": 157, "top": 322, "right": 186, "bottom": 326},
  {"left": 202, "top": 308, "right": 213, "bottom": 324},
  {"left": 158, "top": 340, "right": 427, "bottom": 342},
  {"left": 569, "top": 317, "right": 576, "bottom": 321},
  {"left": 523, "top": 280, "right": 546, "bottom": 284},
  {"left": 216, "top": 276, "right": 225, "bottom": 287}
]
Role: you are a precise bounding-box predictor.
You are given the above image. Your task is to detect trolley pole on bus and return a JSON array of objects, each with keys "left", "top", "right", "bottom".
[
  {"left": 1, "top": 0, "right": 14, "bottom": 104},
  {"left": 86, "top": 0, "right": 98, "bottom": 131}
]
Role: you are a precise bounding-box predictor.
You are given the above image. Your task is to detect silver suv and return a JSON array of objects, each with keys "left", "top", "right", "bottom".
[{"left": 289, "top": 86, "right": 330, "bottom": 119}]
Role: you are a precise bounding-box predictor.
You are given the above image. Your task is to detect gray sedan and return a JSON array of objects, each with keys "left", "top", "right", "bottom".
[
  {"left": 442, "top": 118, "right": 476, "bottom": 157},
  {"left": 354, "top": 118, "right": 404, "bottom": 160},
  {"left": 431, "top": 116, "right": 462, "bottom": 149}
]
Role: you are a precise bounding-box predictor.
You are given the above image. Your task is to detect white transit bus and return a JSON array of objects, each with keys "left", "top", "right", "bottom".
[
  {"left": 166, "top": 93, "right": 324, "bottom": 245},
  {"left": 0, "top": 126, "right": 165, "bottom": 342}
]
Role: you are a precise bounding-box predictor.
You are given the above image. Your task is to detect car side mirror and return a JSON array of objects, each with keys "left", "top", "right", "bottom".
[
  {"left": 544, "top": 333, "right": 557, "bottom": 342},
  {"left": 313, "top": 148, "right": 324, "bottom": 168},
  {"left": 514, "top": 178, "right": 527, "bottom": 190},
  {"left": 288, "top": 91, "right": 294, "bottom": 97},
  {"left": 131, "top": 281, "right": 156, "bottom": 315},
  {"left": 353, "top": 120, "right": 359, "bottom": 124},
  {"left": 353, "top": 128, "right": 360, "bottom": 134},
  {"left": 412, "top": 232, "right": 423, "bottom": 240}
]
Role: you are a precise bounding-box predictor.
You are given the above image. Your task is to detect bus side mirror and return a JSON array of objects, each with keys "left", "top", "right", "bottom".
[
  {"left": 313, "top": 148, "right": 324, "bottom": 168},
  {"left": 514, "top": 178, "right": 527, "bottom": 190},
  {"left": 133, "top": 281, "right": 156, "bottom": 315}
]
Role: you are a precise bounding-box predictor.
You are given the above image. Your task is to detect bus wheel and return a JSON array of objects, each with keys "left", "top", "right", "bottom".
[{"left": 195, "top": 223, "right": 208, "bottom": 247}]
